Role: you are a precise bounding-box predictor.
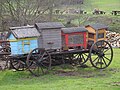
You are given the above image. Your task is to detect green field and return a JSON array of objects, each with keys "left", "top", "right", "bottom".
[
  {"left": 0, "top": 48, "right": 120, "bottom": 90},
  {"left": 78, "top": 0, "right": 120, "bottom": 13}
]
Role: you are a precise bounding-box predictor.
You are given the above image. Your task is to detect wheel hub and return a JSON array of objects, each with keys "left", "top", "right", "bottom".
[{"left": 98, "top": 52, "right": 105, "bottom": 57}]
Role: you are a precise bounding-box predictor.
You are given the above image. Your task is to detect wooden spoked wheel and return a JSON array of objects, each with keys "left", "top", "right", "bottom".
[
  {"left": 26, "top": 48, "right": 51, "bottom": 76},
  {"left": 89, "top": 40, "right": 113, "bottom": 69},
  {"left": 68, "top": 52, "right": 89, "bottom": 66},
  {"left": 10, "top": 59, "right": 25, "bottom": 71},
  {"left": 77, "top": 52, "right": 89, "bottom": 65}
]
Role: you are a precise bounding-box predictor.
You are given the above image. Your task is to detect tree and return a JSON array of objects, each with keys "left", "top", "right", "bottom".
[{"left": 0, "top": 0, "right": 85, "bottom": 31}]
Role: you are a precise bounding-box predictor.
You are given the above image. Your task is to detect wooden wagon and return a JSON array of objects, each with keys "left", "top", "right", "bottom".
[{"left": 6, "top": 22, "right": 113, "bottom": 76}]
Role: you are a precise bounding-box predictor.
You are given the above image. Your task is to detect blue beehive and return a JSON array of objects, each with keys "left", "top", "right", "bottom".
[{"left": 7, "top": 25, "right": 40, "bottom": 55}]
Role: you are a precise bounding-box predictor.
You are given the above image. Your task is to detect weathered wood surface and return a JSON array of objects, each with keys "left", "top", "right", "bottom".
[
  {"left": 39, "top": 29, "right": 62, "bottom": 49},
  {"left": 0, "top": 52, "right": 10, "bottom": 55}
]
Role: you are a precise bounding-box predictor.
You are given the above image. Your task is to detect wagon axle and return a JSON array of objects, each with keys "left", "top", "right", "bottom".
[{"left": 98, "top": 52, "right": 105, "bottom": 57}]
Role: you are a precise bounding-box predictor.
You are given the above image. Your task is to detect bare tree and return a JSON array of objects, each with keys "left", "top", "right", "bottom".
[{"left": 0, "top": 0, "right": 86, "bottom": 31}]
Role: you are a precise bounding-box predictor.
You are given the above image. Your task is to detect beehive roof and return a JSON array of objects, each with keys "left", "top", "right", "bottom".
[
  {"left": 35, "top": 22, "right": 65, "bottom": 29},
  {"left": 9, "top": 25, "right": 40, "bottom": 39},
  {"left": 62, "top": 27, "right": 87, "bottom": 34},
  {"left": 85, "top": 23, "right": 108, "bottom": 30}
]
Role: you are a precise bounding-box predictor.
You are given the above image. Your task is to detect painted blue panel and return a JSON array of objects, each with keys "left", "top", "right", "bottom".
[
  {"left": 8, "top": 33, "right": 16, "bottom": 40},
  {"left": 18, "top": 41, "right": 23, "bottom": 54},
  {"left": 10, "top": 38, "right": 39, "bottom": 55},
  {"left": 23, "top": 40, "right": 30, "bottom": 53},
  {"left": 10, "top": 42, "right": 18, "bottom": 55},
  {"left": 30, "top": 39, "right": 38, "bottom": 51}
]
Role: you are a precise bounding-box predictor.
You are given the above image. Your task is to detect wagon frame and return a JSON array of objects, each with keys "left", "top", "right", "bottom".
[
  {"left": 23, "top": 40, "right": 112, "bottom": 76},
  {"left": 9, "top": 39, "right": 113, "bottom": 76}
]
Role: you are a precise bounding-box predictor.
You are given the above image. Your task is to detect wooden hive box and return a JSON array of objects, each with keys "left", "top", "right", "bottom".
[
  {"left": 35, "top": 22, "right": 65, "bottom": 50},
  {"left": 85, "top": 23, "right": 107, "bottom": 48},
  {"left": 62, "top": 27, "right": 88, "bottom": 50},
  {"left": 7, "top": 25, "right": 40, "bottom": 55}
]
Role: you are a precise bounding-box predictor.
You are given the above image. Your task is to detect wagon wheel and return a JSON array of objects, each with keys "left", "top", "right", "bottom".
[
  {"left": 3, "top": 46, "right": 11, "bottom": 53},
  {"left": 89, "top": 40, "right": 113, "bottom": 69},
  {"left": 10, "top": 59, "right": 25, "bottom": 71},
  {"left": 26, "top": 48, "right": 51, "bottom": 76},
  {"left": 68, "top": 52, "right": 89, "bottom": 66},
  {"left": 75, "top": 52, "right": 89, "bottom": 66}
]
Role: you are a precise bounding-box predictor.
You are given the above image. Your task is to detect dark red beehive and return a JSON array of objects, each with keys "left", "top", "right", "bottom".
[{"left": 62, "top": 27, "right": 88, "bottom": 50}]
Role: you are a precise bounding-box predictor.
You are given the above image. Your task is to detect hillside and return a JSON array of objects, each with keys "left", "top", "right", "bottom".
[
  {"left": 71, "top": 15, "right": 120, "bottom": 33},
  {"left": 63, "top": 0, "right": 120, "bottom": 33}
]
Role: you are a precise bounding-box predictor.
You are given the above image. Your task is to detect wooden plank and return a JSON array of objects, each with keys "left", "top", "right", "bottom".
[
  {"left": 0, "top": 52, "right": 11, "bottom": 55},
  {"left": 49, "top": 49, "right": 89, "bottom": 56}
]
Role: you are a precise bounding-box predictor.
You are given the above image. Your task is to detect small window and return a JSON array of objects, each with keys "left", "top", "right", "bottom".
[
  {"left": 88, "top": 33, "right": 94, "bottom": 39},
  {"left": 98, "top": 33, "right": 104, "bottom": 39},
  {"left": 68, "top": 34, "right": 84, "bottom": 45}
]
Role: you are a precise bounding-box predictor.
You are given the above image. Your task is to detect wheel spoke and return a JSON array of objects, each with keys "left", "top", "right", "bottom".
[
  {"left": 81, "top": 54, "right": 85, "bottom": 62},
  {"left": 104, "top": 53, "right": 111, "bottom": 55},
  {"left": 92, "top": 57, "right": 99, "bottom": 63},
  {"left": 40, "top": 66, "right": 44, "bottom": 74},
  {"left": 17, "top": 63, "right": 21, "bottom": 69},
  {"left": 102, "top": 57, "right": 107, "bottom": 66},
  {"left": 99, "top": 41, "right": 103, "bottom": 51},
  {"left": 13, "top": 61, "right": 19, "bottom": 66},
  {"left": 74, "top": 54, "right": 78, "bottom": 57},
  {"left": 37, "top": 50, "right": 45, "bottom": 59},
  {"left": 96, "top": 57, "right": 100, "bottom": 66},
  {"left": 103, "top": 48, "right": 110, "bottom": 53},
  {"left": 77, "top": 54, "right": 81, "bottom": 59},
  {"left": 31, "top": 55, "right": 38, "bottom": 61},
  {"left": 96, "top": 43, "right": 99, "bottom": 50},
  {"left": 75, "top": 54, "right": 79, "bottom": 58},
  {"left": 83, "top": 53, "right": 88, "bottom": 57},
  {"left": 101, "top": 43, "right": 107, "bottom": 51},
  {"left": 100, "top": 58, "right": 103, "bottom": 68},
  {"left": 103, "top": 56, "right": 111, "bottom": 61},
  {"left": 40, "top": 62, "right": 48, "bottom": 68},
  {"left": 38, "top": 52, "right": 46, "bottom": 62}
]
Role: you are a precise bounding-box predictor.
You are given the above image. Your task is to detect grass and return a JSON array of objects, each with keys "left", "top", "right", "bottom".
[
  {"left": 78, "top": 0, "right": 120, "bottom": 13},
  {"left": 0, "top": 48, "right": 120, "bottom": 90},
  {"left": 64, "top": 0, "right": 120, "bottom": 14}
]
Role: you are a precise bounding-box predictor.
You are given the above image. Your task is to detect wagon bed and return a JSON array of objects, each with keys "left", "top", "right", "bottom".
[{"left": 49, "top": 49, "right": 89, "bottom": 55}]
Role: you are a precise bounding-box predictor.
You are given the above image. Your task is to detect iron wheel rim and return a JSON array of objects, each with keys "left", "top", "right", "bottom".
[{"left": 89, "top": 40, "right": 113, "bottom": 69}]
